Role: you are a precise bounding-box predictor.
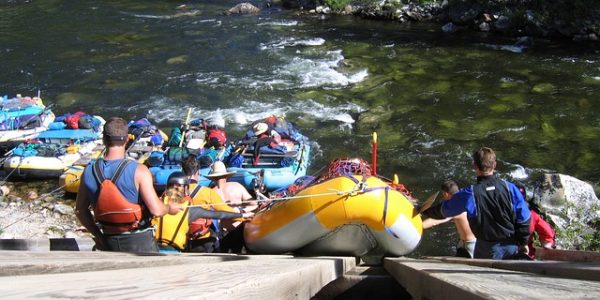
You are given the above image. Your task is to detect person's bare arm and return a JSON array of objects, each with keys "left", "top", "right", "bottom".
[
  {"left": 240, "top": 184, "right": 259, "bottom": 212},
  {"left": 75, "top": 182, "right": 108, "bottom": 250},
  {"left": 135, "top": 164, "right": 181, "bottom": 216},
  {"left": 422, "top": 217, "right": 452, "bottom": 229}
]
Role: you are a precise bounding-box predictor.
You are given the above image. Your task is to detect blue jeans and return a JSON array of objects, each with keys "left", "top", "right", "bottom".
[{"left": 474, "top": 240, "right": 518, "bottom": 260}]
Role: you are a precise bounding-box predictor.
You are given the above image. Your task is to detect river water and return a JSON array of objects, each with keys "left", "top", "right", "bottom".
[{"left": 1, "top": 0, "right": 599, "bottom": 255}]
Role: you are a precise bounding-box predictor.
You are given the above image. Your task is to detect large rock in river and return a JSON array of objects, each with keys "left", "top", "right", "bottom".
[
  {"left": 532, "top": 173, "right": 599, "bottom": 248},
  {"left": 224, "top": 3, "right": 260, "bottom": 15}
]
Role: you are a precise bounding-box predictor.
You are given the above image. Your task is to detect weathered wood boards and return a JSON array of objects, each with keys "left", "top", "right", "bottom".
[
  {"left": 429, "top": 256, "right": 600, "bottom": 282},
  {"left": 536, "top": 247, "right": 600, "bottom": 263},
  {"left": 0, "top": 238, "right": 95, "bottom": 251},
  {"left": 0, "top": 252, "right": 356, "bottom": 299},
  {"left": 384, "top": 257, "right": 600, "bottom": 300}
]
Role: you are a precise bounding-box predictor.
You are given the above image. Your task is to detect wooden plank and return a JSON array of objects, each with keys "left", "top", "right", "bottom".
[
  {"left": 0, "top": 254, "right": 356, "bottom": 299},
  {"left": 0, "top": 238, "right": 95, "bottom": 252},
  {"left": 384, "top": 257, "right": 600, "bottom": 300},
  {"left": 429, "top": 256, "right": 600, "bottom": 282},
  {"left": 536, "top": 247, "right": 600, "bottom": 263},
  {"left": 0, "top": 251, "right": 241, "bottom": 276}
]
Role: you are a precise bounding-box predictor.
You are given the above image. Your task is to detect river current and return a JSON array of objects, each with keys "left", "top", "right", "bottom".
[{"left": 1, "top": 0, "right": 599, "bottom": 255}]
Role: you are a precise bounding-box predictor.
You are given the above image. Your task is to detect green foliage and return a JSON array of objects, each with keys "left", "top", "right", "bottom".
[
  {"left": 555, "top": 201, "right": 600, "bottom": 251},
  {"left": 322, "top": 0, "right": 353, "bottom": 10},
  {"left": 321, "top": 0, "right": 437, "bottom": 11}
]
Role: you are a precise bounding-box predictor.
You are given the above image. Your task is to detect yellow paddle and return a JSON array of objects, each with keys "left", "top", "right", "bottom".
[{"left": 178, "top": 108, "right": 193, "bottom": 148}]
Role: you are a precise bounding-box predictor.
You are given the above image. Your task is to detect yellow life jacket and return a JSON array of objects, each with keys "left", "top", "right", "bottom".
[
  {"left": 153, "top": 196, "right": 190, "bottom": 250},
  {"left": 188, "top": 183, "right": 239, "bottom": 239}
]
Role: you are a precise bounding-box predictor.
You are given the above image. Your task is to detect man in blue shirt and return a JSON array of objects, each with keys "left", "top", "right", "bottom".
[{"left": 423, "top": 147, "right": 531, "bottom": 259}]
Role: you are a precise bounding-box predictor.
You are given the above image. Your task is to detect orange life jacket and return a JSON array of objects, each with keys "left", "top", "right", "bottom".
[{"left": 92, "top": 159, "right": 145, "bottom": 234}]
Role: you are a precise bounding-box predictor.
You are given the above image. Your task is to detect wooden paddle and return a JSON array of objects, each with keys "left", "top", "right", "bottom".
[{"left": 418, "top": 191, "right": 439, "bottom": 213}]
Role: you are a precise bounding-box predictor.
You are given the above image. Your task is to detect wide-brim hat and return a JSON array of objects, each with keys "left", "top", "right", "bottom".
[
  {"left": 206, "top": 161, "right": 236, "bottom": 179},
  {"left": 253, "top": 122, "right": 268, "bottom": 136}
]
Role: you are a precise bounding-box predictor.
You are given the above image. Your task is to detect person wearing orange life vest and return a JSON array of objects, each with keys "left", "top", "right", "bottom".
[
  {"left": 154, "top": 172, "right": 251, "bottom": 252},
  {"left": 75, "top": 117, "right": 183, "bottom": 253}
]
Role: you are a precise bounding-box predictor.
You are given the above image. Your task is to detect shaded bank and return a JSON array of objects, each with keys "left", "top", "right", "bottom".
[{"left": 278, "top": 0, "right": 600, "bottom": 41}]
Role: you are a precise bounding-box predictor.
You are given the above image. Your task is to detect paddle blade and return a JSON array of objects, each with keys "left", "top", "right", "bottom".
[{"left": 418, "top": 191, "right": 439, "bottom": 213}]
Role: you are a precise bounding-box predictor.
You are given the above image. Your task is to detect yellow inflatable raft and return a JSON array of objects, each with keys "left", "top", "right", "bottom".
[{"left": 244, "top": 159, "right": 422, "bottom": 261}]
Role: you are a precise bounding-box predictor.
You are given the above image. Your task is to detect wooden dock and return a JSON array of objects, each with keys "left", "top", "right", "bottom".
[{"left": 1, "top": 239, "right": 600, "bottom": 299}]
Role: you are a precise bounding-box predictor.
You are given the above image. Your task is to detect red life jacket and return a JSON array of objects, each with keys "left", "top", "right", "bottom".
[
  {"left": 187, "top": 184, "right": 213, "bottom": 239},
  {"left": 92, "top": 159, "right": 145, "bottom": 234},
  {"left": 207, "top": 127, "right": 227, "bottom": 147},
  {"left": 65, "top": 111, "right": 85, "bottom": 129}
]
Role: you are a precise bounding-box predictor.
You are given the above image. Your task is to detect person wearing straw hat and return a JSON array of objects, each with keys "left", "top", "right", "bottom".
[
  {"left": 208, "top": 161, "right": 258, "bottom": 253},
  {"left": 182, "top": 156, "right": 247, "bottom": 252},
  {"left": 253, "top": 122, "right": 281, "bottom": 145},
  {"left": 207, "top": 161, "right": 256, "bottom": 213}
]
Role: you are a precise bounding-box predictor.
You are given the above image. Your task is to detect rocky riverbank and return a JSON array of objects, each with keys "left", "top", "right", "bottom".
[
  {"left": 0, "top": 182, "right": 85, "bottom": 239},
  {"left": 276, "top": 0, "right": 600, "bottom": 41}
]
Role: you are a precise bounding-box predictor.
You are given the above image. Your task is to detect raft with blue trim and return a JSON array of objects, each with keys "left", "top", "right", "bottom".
[
  {"left": 226, "top": 118, "right": 311, "bottom": 192},
  {"left": 2, "top": 117, "right": 105, "bottom": 179},
  {"left": 0, "top": 95, "right": 55, "bottom": 152},
  {"left": 149, "top": 145, "right": 232, "bottom": 192},
  {"left": 227, "top": 141, "right": 310, "bottom": 192},
  {"left": 243, "top": 158, "right": 422, "bottom": 262}
]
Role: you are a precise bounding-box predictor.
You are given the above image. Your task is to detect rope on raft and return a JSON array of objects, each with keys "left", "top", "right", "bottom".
[{"left": 188, "top": 180, "right": 370, "bottom": 209}]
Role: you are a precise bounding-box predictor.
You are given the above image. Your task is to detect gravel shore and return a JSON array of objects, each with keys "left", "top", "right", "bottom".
[{"left": 0, "top": 194, "right": 87, "bottom": 240}]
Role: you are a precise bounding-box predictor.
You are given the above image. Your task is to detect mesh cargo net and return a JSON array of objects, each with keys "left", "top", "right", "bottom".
[{"left": 321, "top": 158, "right": 372, "bottom": 181}]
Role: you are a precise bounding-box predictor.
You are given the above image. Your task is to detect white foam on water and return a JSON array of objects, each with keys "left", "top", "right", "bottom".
[
  {"left": 193, "top": 49, "right": 368, "bottom": 89},
  {"left": 481, "top": 43, "right": 527, "bottom": 53},
  {"left": 277, "top": 50, "right": 368, "bottom": 88},
  {"left": 414, "top": 138, "right": 445, "bottom": 149},
  {"left": 258, "top": 20, "right": 299, "bottom": 27},
  {"left": 259, "top": 37, "right": 326, "bottom": 50},
  {"left": 144, "top": 97, "right": 363, "bottom": 128},
  {"left": 507, "top": 164, "right": 529, "bottom": 180},
  {"left": 488, "top": 126, "right": 528, "bottom": 135},
  {"left": 126, "top": 10, "right": 201, "bottom": 19}
]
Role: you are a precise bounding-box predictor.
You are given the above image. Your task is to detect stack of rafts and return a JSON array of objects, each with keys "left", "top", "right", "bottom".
[
  {"left": 2, "top": 112, "right": 105, "bottom": 179},
  {"left": 0, "top": 94, "right": 56, "bottom": 154}
]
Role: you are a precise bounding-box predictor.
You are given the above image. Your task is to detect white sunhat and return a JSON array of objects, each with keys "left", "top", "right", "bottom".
[
  {"left": 206, "top": 161, "right": 236, "bottom": 179},
  {"left": 253, "top": 122, "right": 268, "bottom": 136}
]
